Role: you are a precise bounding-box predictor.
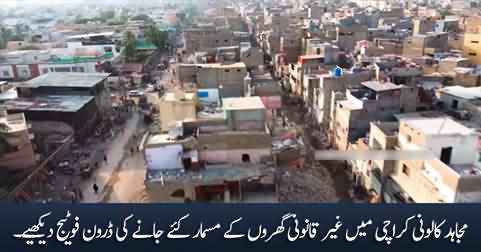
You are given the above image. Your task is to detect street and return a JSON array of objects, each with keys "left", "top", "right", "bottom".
[{"left": 80, "top": 113, "right": 142, "bottom": 203}]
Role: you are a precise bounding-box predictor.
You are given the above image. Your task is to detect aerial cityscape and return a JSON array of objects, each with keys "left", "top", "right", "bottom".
[{"left": 1, "top": 0, "right": 481, "bottom": 204}]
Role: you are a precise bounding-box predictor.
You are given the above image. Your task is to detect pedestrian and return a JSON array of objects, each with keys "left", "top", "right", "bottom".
[
  {"left": 103, "top": 154, "right": 107, "bottom": 164},
  {"left": 93, "top": 183, "right": 99, "bottom": 194},
  {"left": 130, "top": 147, "right": 134, "bottom": 156},
  {"left": 136, "top": 145, "right": 140, "bottom": 152},
  {"left": 77, "top": 188, "right": 84, "bottom": 200}
]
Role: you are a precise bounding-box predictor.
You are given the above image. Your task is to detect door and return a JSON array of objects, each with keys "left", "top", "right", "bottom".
[{"left": 440, "top": 147, "right": 452, "bottom": 165}]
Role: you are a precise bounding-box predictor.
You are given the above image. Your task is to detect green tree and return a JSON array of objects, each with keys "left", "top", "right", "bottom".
[
  {"left": 144, "top": 25, "right": 168, "bottom": 49},
  {"left": 99, "top": 9, "right": 115, "bottom": 21},
  {"left": 122, "top": 31, "right": 136, "bottom": 62}
]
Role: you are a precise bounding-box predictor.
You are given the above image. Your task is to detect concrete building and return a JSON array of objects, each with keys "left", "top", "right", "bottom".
[
  {"left": 331, "top": 81, "right": 418, "bottom": 150},
  {"left": 159, "top": 89, "right": 197, "bottom": 132},
  {"left": 463, "top": 32, "right": 481, "bottom": 65},
  {"left": 16, "top": 72, "right": 111, "bottom": 114},
  {"left": 176, "top": 62, "right": 248, "bottom": 98},
  {"left": 0, "top": 47, "right": 112, "bottom": 82},
  {"left": 403, "top": 33, "right": 449, "bottom": 58},
  {"left": 223, "top": 96, "right": 267, "bottom": 131},
  {"left": 412, "top": 17, "right": 436, "bottom": 35},
  {"left": 392, "top": 115, "right": 481, "bottom": 203},
  {"left": 184, "top": 25, "right": 236, "bottom": 55},
  {"left": 289, "top": 55, "right": 325, "bottom": 97},
  {"left": 437, "top": 85, "right": 481, "bottom": 110},
  {"left": 3, "top": 95, "right": 98, "bottom": 140},
  {"left": 336, "top": 18, "right": 368, "bottom": 52},
  {"left": 315, "top": 69, "right": 373, "bottom": 127},
  {"left": 0, "top": 110, "right": 36, "bottom": 170}
]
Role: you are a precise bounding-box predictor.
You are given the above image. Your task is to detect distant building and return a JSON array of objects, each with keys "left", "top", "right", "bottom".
[
  {"left": 0, "top": 47, "right": 114, "bottom": 81},
  {"left": 176, "top": 62, "right": 247, "bottom": 98},
  {"left": 403, "top": 33, "right": 449, "bottom": 58},
  {"left": 16, "top": 72, "right": 111, "bottom": 114}
]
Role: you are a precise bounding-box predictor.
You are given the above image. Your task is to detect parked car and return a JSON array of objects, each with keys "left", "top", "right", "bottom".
[
  {"left": 58, "top": 160, "right": 74, "bottom": 175},
  {"left": 128, "top": 90, "right": 145, "bottom": 97}
]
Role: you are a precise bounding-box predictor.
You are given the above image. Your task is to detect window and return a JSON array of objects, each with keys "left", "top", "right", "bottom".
[
  {"left": 242, "top": 154, "right": 250, "bottom": 163},
  {"left": 224, "top": 69, "right": 230, "bottom": 73},
  {"left": 2, "top": 70, "right": 9, "bottom": 77},
  {"left": 452, "top": 99, "right": 459, "bottom": 109},
  {"left": 402, "top": 164, "right": 410, "bottom": 176},
  {"left": 42, "top": 69, "right": 48, "bottom": 74},
  {"left": 440, "top": 147, "right": 452, "bottom": 165},
  {"left": 224, "top": 39, "right": 228, "bottom": 43},
  {"left": 20, "top": 69, "right": 29, "bottom": 77},
  {"left": 469, "top": 52, "right": 477, "bottom": 56},
  {"left": 471, "top": 41, "right": 479, "bottom": 44},
  {"left": 54, "top": 67, "right": 71, "bottom": 72}
]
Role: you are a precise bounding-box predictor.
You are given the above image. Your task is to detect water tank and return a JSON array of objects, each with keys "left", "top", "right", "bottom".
[{"left": 334, "top": 66, "right": 343, "bottom": 77}]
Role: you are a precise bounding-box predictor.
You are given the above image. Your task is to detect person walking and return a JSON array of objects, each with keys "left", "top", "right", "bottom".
[
  {"left": 130, "top": 147, "right": 135, "bottom": 156},
  {"left": 103, "top": 154, "right": 108, "bottom": 164},
  {"left": 92, "top": 183, "right": 99, "bottom": 194}
]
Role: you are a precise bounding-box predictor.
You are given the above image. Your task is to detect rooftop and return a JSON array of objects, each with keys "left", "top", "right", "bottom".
[
  {"left": 135, "top": 39, "right": 158, "bottom": 50},
  {"left": 3, "top": 95, "right": 94, "bottom": 112},
  {"left": 67, "top": 32, "right": 116, "bottom": 40},
  {"left": 21, "top": 73, "right": 110, "bottom": 88},
  {"left": 400, "top": 116, "right": 474, "bottom": 136},
  {"left": 162, "top": 89, "right": 196, "bottom": 102},
  {"left": 222, "top": 96, "right": 266, "bottom": 111},
  {"left": 193, "top": 62, "right": 246, "bottom": 69},
  {"left": 361, "top": 81, "right": 401, "bottom": 92},
  {"left": 439, "top": 85, "right": 481, "bottom": 100},
  {"left": 338, "top": 99, "right": 362, "bottom": 110},
  {"left": 145, "top": 133, "right": 186, "bottom": 146}
]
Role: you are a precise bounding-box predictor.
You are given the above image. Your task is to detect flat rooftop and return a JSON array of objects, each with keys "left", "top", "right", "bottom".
[
  {"left": 21, "top": 72, "right": 110, "bottom": 88},
  {"left": 361, "top": 81, "right": 401, "bottom": 92},
  {"left": 400, "top": 116, "right": 474, "bottom": 136},
  {"left": 439, "top": 85, "right": 481, "bottom": 100},
  {"left": 3, "top": 95, "right": 94, "bottom": 112},
  {"left": 195, "top": 62, "right": 246, "bottom": 69},
  {"left": 222, "top": 96, "right": 266, "bottom": 110},
  {"left": 145, "top": 133, "right": 181, "bottom": 146},
  {"left": 338, "top": 100, "right": 362, "bottom": 110}
]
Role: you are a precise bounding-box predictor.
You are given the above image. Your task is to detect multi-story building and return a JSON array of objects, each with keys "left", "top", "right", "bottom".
[
  {"left": 184, "top": 25, "right": 237, "bottom": 55},
  {"left": 331, "top": 81, "right": 418, "bottom": 150},
  {"left": 403, "top": 33, "right": 449, "bottom": 58},
  {"left": 176, "top": 62, "right": 248, "bottom": 98},
  {"left": 393, "top": 114, "right": 481, "bottom": 203}
]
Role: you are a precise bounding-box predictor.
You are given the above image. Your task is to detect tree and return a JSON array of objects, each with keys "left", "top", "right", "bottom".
[
  {"left": 99, "top": 9, "right": 115, "bottom": 21},
  {"left": 122, "top": 31, "right": 136, "bottom": 62},
  {"left": 144, "top": 25, "right": 168, "bottom": 49}
]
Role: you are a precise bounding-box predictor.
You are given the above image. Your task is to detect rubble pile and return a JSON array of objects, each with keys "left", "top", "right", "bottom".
[{"left": 278, "top": 162, "right": 338, "bottom": 202}]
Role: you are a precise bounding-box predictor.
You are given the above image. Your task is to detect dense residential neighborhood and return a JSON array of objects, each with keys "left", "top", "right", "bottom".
[{"left": 2, "top": 0, "right": 481, "bottom": 204}]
